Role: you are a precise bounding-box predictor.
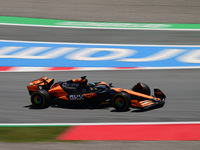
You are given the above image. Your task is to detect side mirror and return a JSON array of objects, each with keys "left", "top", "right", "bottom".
[
  {"left": 81, "top": 76, "right": 87, "bottom": 79},
  {"left": 109, "top": 83, "right": 113, "bottom": 87}
]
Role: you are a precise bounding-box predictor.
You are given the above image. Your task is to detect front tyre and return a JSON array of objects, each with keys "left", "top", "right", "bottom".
[
  {"left": 112, "top": 92, "right": 131, "bottom": 111},
  {"left": 31, "top": 89, "right": 52, "bottom": 108},
  {"left": 132, "top": 82, "right": 151, "bottom": 95}
]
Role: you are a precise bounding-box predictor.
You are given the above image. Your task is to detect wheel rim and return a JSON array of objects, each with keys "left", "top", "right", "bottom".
[
  {"left": 33, "top": 95, "right": 43, "bottom": 105},
  {"left": 115, "top": 97, "right": 125, "bottom": 108}
]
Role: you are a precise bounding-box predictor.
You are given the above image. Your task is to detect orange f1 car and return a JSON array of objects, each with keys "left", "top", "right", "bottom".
[{"left": 27, "top": 76, "right": 166, "bottom": 111}]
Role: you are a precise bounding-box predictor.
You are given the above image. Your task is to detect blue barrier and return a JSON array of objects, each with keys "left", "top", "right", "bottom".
[{"left": 0, "top": 40, "right": 200, "bottom": 67}]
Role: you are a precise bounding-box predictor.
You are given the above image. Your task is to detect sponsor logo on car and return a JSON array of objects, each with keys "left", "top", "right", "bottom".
[{"left": 69, "top": 95, "right": 84, "bottom": 100}]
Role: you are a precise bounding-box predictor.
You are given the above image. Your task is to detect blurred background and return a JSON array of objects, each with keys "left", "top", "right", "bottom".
[
  {"left": 1, "top": 0, "right": 200, "bottom": 23},
  {"left": 0, "top": 0, "right": 200, "bottom": 149}
]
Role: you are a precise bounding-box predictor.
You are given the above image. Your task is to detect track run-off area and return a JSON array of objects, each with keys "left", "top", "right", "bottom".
[{"left": 0, "top": 18, "right": 200, "bottom": 142}]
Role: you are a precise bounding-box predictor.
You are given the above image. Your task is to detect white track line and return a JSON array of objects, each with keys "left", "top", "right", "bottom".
[
  {"left": 0, "top": 39, "right": 200, "bottom": 47},
  {"left": 1, "top": 23, "right": 200, "bottom": 31},
  {"left": 0, "top": 122, "right": 200, "bottom": 126}
]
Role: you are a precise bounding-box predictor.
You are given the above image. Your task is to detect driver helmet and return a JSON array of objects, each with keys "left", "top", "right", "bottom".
[
  {"left": 89, "top": 82, "right": 95, "bottom": 86},
  {"left": 88, "top": 83, "right": 97, "bottom": 90}
]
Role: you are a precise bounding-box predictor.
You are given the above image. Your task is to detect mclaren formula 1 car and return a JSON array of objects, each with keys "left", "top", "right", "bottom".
[{"left": 27, "top": 76, "right": 166, "bottom": 111}]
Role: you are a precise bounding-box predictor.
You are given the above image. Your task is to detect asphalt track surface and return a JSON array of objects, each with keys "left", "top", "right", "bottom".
[
  {"left": 0, "top": 67, "right": 200, "bottom": 123},
  {"left": 0, "top": 25, "right": 200, "bottom": 123},
  {"left": 1, "top": 0, "right": 200, "bottom": 23},
  {"left": 1, "top": 141, "right": 200, "bottom": 150},
  {"left": 0, "top": 25, "right": 200, "bottom": 45}
]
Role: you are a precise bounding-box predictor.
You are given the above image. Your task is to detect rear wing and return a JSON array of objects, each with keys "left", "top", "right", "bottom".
[
  {"left": 27, "top": 76, "right": 54, "bottom": 95},
  {"left": 154, "top": 89, "right": 166, "bottom": 101}
]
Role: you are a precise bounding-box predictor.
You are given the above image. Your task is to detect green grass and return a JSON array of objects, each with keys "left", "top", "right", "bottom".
[{"left": 0, "top": 126, "right": 70, "bottom": 142}]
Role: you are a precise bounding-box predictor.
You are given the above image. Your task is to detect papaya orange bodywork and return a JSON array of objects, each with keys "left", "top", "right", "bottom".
[
  {"left": 139, "top": 100, "right": 154, "bottom": 107},
  {"left": 72, "top": 79, "right": 86, "bottom": 83},
  {"left": 48, "top": 85, "right": 68, "bottom": 97},
  {"left": 27, "top": 76, "right": 54, "bottom": 94},
  {"left": 131, "top": 100, "right": 142, "bottom": 107},
  {"left": 58, "top": 95, "right": 70, "bottom": 100},
  {"left": 29, "top": 77, "right": 53, "bottom": 86},
  {"left": 123, "top": 89, "right": 155, "bottom": 99},
  {"left": 83, "top": 93, "right": 97, "bottom": 98},
  {"left": 112, "top": 88, "right": 123, "bottom": 93},
  {"left": 27, "top": 85, "right": 39, "bottom": 92},
  {"left": 97, "top": 82, "right": 110, "bottom": 87},
  {"left": 131, "top": 100, "right": 154, "bottom": 107}
]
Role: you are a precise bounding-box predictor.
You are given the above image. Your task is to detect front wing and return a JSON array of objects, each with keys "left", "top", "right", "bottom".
[{"left": 131, "top": 89, "right": 166, "bottom": 109}]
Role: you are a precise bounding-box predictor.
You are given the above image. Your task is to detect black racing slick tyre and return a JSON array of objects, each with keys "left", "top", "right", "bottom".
[
  {"left": 132, "top": 82, "right": 151, "bottom": 96},
  {"left": 112, "top": 92, "right": 131, "bottom": 111},
  {"left": 31, "top": 89, "right": 52, "bottom": 108}
]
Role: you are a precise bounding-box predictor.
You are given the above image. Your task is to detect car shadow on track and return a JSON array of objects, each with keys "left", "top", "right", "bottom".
[
  {"left": 24, "top": 104, "right": 163, "bottom": 112},
  {"left": 24, "top": 103, "right": 111, "bottom": 110}
]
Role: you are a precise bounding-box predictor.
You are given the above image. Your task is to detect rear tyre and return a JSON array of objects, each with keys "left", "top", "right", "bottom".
[
  {"left": 31, "top": 89, "right": 52, "bottom": 108},
  {"left": 112, "top": 92, "right": 131, "bottom": 111},
  {"left": 132, "top": 82, "right": 151, "bottom": 95}
]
